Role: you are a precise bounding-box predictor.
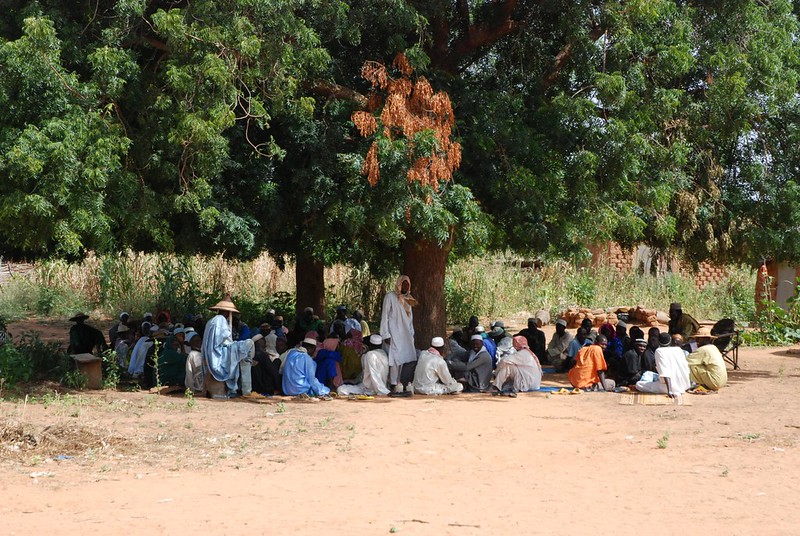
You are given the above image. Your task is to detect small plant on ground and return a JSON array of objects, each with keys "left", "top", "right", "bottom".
[
  {"left": 185, "top": 388, "right": 196, "bottom": 409},
  {"left": 62, "top": 369, "right": 88, "bottom": 390},
  {"left": 656, "top": 431, "right": 671, "bottom": 449},
  {"left": 101, "top": 349, "right": 120, "bottom": 390}
]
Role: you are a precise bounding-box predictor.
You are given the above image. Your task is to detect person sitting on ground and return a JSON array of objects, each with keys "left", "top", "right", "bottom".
[
  {"left": 184, "top": 332, "right": 205, "bottom": 394},
  {"left": 580, "top": 318, "right": 599, "bottom": 342},
  {"left": 671, "top": 333, "right": 689, "bottom": 356},
  {"left": 516, "top": 317, "right": 547, "bottom": 364},
  {"left": 329, "top": 305, "right": 348, "bottom": 334},
  {"left": 202, "top": 297, "right": 256, "bottom": 398},
  {"left": 129, "top": 324, "right": 157, "bottom": 376},
  {"left": 315, "top": 330, "right": 344, "bottom": 389},
  {"left": 447, "top": 331, "right": 469, "bottom": 362},
  {"left": 447, "top": 334, "right": 493, "bottom": 392},
  {"left": 353, "top": 309, "right": 370, "bottom": 337},
  {"left": 568, "top": 334, "right": 614, "bottom": 391},
  {"left": 114, "top": 324, "right": 132, "bottom": 368},
  {"left": 145, "top": 330, "right": 187, "bottom": 389},
  {"left": 271, "top": 315, "right": 288, "bottom": 339},
  {"left": 250, "top": 333, "right": 282, "bottom": 396},
  {"left": 635, "top": 332, "right": 691, "bottom": 398},
  {"left": 231, "top": 314, "right": 250, "bottom": 341},
  {"left": 338, "top": 334, "right": 391, "bottom": 396},
  {"left": 282, "top": 337, "right": 332, "bottom": 398},
  {"left": 338, "top": 319, "right": 364, "bottom": 380},
  {"left": 616, "top": 321, "right": 631, "bottom": 353},
  {"left": 562, "top": 327, "right": 591, "bottom": 372},
  {"left": 686, "top": 340, "right": 728, "bottom": 391},
  {"left": 68, "top": 312, "right": 108, "bottom": 355},
  {"left": 462, "top": 315, "right": 480, "bottom": 347},
  {"left": 476, "top": 325, "right": 497, "bottom": 364},
  {"left": 492, "top": 336, "right": 542, "bottom": 395},
  {"left": 413, "top": 337, "right": 463, "bottom": 395},
  {"left": 291, "top": 307, "right": 324, "bottom": 346},
  {"left": 667, "top": 302, "right": 700, "bottom": 340},
  {"left": 599, "top": 322, "right": 624, "bottom": 378},
  {"left": 617, "top": 338, "right": 648, "bottom": 387},
  {"left": 546, "top": 319, "right": 573, "bottom": 369},
  {"left": 109, "top": 312, "right": 130, "bottom": 349},
  {"left": 644, "top": 327, "right": 660, "bottom": 372}
]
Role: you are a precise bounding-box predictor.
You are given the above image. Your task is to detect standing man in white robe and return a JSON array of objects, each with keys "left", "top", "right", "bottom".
[
  {"left": 413, "top": 337, "right": 463, "bottom": 395},
  {"left": 337, "top": 334, "right": 391, "bottom": 396},
  {"left": 380, "top": 274, "right": 418, "bottom": 394}
]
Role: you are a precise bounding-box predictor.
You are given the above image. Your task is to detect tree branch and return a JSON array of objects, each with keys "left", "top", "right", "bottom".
[
  {"left": 304, "top": 81, "right": 367, "bottom": 108},
  {"left": 429, "top": 0, "right": 522, "bottom": 73}
]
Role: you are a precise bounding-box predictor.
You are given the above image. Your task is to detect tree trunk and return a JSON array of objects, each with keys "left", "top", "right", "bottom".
[
  {"left": 402, "top": 236, "right": 450, "bottom": 349},
  {"left": 295, "top": 255, "right": 326, "bottom": 321}
]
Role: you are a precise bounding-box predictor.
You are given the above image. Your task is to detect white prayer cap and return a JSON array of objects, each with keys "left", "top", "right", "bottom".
[
  {"left": 471, "top": 334, "right": 484, "bottom": 342},
  {"left": 475, "top": 325, "right": 485, "bottom": 333},
  {"left": 173, "top": 323, "right": 184, "bottom": 329},
  {"left": 302, "top": 337, "right": 318, "bottom": 346},
  {"left": 369, "top": 334, "right": 383, "bottom": 345},
  {"left": 117, "top": 324, "right": 129, "bottom": 333},
  {"left": 431, "top": 337, "right": 445, "bottom": 348},
  {"left": 149, "top": 325, "right": 159, "bottom": 333},
  {"left": 251, "top": 333, "right": 264, "bottom": 343},
  {"left": 186, "top": 332, "right": 198, "bottom": 343},
  {"left": 119, "top": 311, "right": 129, "bottom": 320},
  {"left": 267, "top": 309, "right": 276, "bottom": 315},
  {"left": 185, "top": 327, "right": 196, "bottom": 333},
  {"left": 144, "top": 312, "right": 153, "bottom": 319},
  {"left": 556, "top": 318, "right": 567, "bottom": 327},
  {"left": 173, "top": 327, "right": 186, "bottom": 335}
]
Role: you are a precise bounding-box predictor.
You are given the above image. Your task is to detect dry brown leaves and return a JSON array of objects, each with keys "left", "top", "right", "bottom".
[{"left": 353, "top": 53, "right": 462, "bottom": 193}]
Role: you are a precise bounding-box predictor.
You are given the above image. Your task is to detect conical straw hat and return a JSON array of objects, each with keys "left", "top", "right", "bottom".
[{"left": 209, "top": 293, "right": 239, "bottom": 314}]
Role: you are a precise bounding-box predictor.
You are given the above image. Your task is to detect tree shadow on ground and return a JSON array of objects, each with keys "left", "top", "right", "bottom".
[{"left": 726, "top": 369, "right": 774, "bottom": 385}]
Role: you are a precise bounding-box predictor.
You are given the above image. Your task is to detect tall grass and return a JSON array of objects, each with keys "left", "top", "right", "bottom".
[
  {"left": 0, "top": 250, "right": 756, "bottom": 327},
  {"left": 443, "top": 255, "right": 756, "bottom": 325}
]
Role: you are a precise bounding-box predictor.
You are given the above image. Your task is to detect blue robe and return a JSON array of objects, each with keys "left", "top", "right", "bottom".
[
  {"left": 282, "top": 348, "right": 330, "bottom": 396},
  {"left": 202, "top": 315, "right": 254, "bottom": 391}
]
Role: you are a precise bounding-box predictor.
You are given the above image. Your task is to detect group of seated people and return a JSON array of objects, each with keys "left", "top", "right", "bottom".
[{"left": 71, "top": 297, "right": 727, "bottom": 401}]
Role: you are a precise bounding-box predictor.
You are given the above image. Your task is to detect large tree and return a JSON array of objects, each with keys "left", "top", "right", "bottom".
[{"left": 3, "top": 0, "right": 800, "bottom": 338}]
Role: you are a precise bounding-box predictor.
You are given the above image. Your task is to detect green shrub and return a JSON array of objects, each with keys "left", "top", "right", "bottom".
[{"left": 0, "top": 342, "right": 33, "bottom": 387}]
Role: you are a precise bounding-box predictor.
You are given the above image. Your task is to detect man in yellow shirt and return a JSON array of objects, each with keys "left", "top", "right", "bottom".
[{"left": 686, "top": 342, "right": 727, "bottom": 390}]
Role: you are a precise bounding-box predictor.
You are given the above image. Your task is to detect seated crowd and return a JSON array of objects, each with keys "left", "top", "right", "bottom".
[{"left": 69, "top": 276, "right": 727, "bottom": 400}]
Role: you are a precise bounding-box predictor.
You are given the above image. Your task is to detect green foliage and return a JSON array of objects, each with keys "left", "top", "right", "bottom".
[
  {"left": 61, "top": 369, "right": 87, "bottom": 390},
  {"left": 101, "top": 349, "right": 120, "bottom": 390},
  {"left": 0, "top": 342, "right": 33, "bottom": 387},
  {"left": 0, "top": 330, "right": 69, "bottom": 388}
]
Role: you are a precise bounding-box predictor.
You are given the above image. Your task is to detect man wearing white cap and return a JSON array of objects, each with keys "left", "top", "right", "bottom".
[
  {"left": 546, "top": 318, "right": 573, "bottom": 368},
  {"left": 413, "top": 337, "right": 463, "bottom": 395},
  {"left": 282, "top": 337, "right": 332, "bottom": 399},
  {"left": 337, "top": 334, "right": 390, "bottom": 396},
  {"left": 447, "top": 334, "right": 493, "bottom": 392}
]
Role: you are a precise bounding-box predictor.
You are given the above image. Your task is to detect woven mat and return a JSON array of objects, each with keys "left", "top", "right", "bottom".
[{"left": 617, "top": 392, "right": 692, "bottom": 406}]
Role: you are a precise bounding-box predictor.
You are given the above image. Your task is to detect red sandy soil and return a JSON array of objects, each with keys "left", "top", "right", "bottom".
[{"left": 2, "top": 321, "right": 800, "bottom": 535}]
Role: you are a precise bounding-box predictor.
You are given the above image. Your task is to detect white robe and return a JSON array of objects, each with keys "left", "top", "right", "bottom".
[
  {"left": 413, "top": 350, "right": 463, "bottom": 395},
  {"left": 337, "top": 349, "right": 390, "bottom": 396},
  {"left": 127, "top": 337, "right": 153, "bottom": 375},
  {"left": 379, "top": 291, "right": 416, "bottom": 367},
  {"left": 494, "top": 348, "right": 541, "bottom": 392},
  {"left": 185, "top": 349, "right": 205, "bottom": 392}
]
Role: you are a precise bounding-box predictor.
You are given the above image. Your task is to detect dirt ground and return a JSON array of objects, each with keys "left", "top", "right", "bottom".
[{"left": 2, "top": 321, "right": 800, "bottom": 535}]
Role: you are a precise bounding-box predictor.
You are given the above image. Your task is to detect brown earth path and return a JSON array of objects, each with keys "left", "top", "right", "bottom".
[{"left": 1, "top": 323, "right": 800, "bottom": 535}]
